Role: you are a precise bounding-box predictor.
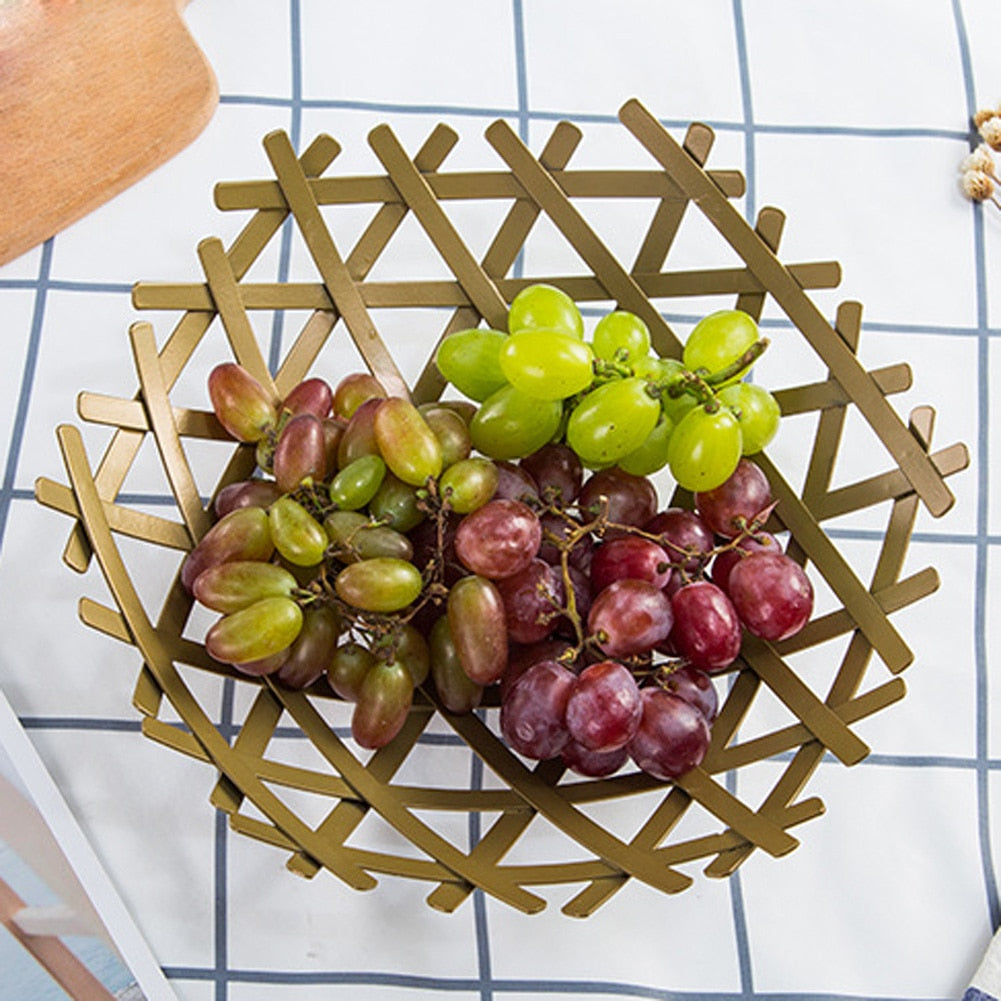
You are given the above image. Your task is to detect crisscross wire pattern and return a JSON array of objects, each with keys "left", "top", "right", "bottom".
[{"left": 34, "top": 101, "right": 967, "bottom": 918}]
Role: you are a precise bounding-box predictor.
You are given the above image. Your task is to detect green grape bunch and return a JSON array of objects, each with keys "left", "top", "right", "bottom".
[{"left": 435, "top": 283, "right": 781, "bottom": 493}]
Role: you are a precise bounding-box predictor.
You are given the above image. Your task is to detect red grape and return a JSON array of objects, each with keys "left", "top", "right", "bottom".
[
  {"left": 208, "top": 363, "right": 278, "bottom": 443},
  {"left": 214, "top": 478, "right": 283, "bottom": 518},
  {"left": 501, "top": 638, "right": 577, "bottom": 701},
  {"left": 282, "top": 377, "right": 333, "bottom": 419},
  {"left": 429, "top": 616, "right": 484, "bottom": 715},
  {"left": 578, "top": 468, "right": 657, "bottom": 532},
  {"left": 644, "top": 507, "right": 714, "bottom": 575},
  {"left": 500, "top": 659, "right": 575, "bottom": 760},
  {"left": 561, "top": 739, "right": 628, "bottom": 778},
  {"left": 588, "top": 579, "right": 674, "bottom": 658},
  {"left": 565, "top": 660, "right": 642, "bottom": 752},
  {"left": 520, "top": 443, "right": 583, "bottom": 505},
  {"left": 669, "top": 580, "right": 742, "bottom": 673},
  {"left": 660, "top": 664, "right": 719, "bottom": 723},
  {"left": 181, "top": 506, "right": 274, "bottom": 593},
  {"left": 589, "top": 535, "right": 672, "bottom": 594},
  {"left": 710, "top": 531, "right": 780, "bottom": 591},
  {"left": 495, "top": 558, "right": 563, "bottom": 644},
  {"left": 446, "top": 575, "right": 509, "bottom": 684},
  {"left": 726, "top": 551, "right": 813, "bottom": 642},
  {"left": 272, "top": 412, "right": 328, "bottom": 493},
  {"left": 492, "top": 461, "right": 541, "bottom": 504},
  {"left": 695, "top": 457, "right": 772, "bottom": 538},
  {"left": 627, "top": 688, "right": 711, "bottom": 781},
  {"left": 276, "top": 603, "right": 340, "bottom": 689},
  {"left": 351, "top": 660, "right": 413, "bottom": 749},
  {"left": 454, "top": 499, "right": 541, "bottom": 579}
]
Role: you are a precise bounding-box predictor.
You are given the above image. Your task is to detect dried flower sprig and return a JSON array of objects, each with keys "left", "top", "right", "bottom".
[{"left": 961, "top": 105, "right": 1001, "bottom": 211}]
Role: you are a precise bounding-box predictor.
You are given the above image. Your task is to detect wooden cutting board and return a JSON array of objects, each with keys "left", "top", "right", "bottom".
[{"left": 0, "top": 0, "right": 218, "bottom": 266}]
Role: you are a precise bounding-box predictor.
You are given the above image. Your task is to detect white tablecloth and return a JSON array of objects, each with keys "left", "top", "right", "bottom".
[{"left": 1, "top": 2, "right": 999, "bottom": 999}]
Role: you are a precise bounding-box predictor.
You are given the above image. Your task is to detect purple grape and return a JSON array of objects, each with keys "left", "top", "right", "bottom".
[
  {"left": 520, "top": 442, "right": 583, "bottom": 505},
  {"left": 493, "top": 460, "right": 541, "bottom": 504},
  {"left": 495, "top": 558, "right": 564, "bottom": 644},
  {"left": 627, "top": 688, "right": 711, "bottom": 781},
  {"left": 694, "top": 457, "right": 773, "bottom": 538},
  {"left": 710, "top": 531, "right": 780, "bottom": 591},
  {"left": 660, "top": 664, "right": 719, "bottom": 723},
  {"left": 669, "top": 580, "right": 742, "bottom": 673},
  {"left": 454, "top": 498, "right": 541, "bottom": 580},
  {"left": 562, "top": 739, "right": 628, "bottom": 777},
  {"left": 578, "top": 467, "right": 657, "bottom": 533},
  {"left": 587, "top": 579, "right": 674, "bottom": 658},
  {"left": 589, "top": 535, "right": 672, "bottom": 594},
  {"left": 500, "top": 659, "right": 576, "bottom": 760},
  {"left": 644, "top": 507, "right": 715, "bottom": 574},
  {"left": 565, "top": 660, "right": 642, "bottom": 752},
  {"left": 726, "top": 551, "right": 813, "bottom": 642}
]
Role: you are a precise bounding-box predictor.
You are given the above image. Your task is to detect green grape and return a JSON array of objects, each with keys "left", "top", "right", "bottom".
[
  {"left": 616, "top": 416, "right": 675, "bottom": 476},
  {"left": 368, "top": 473, "right": 426, "bottom": 532},
  {"left": 192, "top": 560, "right": 298, "bottom": 614},
  {"left": 334, "top": 557, "right": 423, "bottom": 612},
  {"left": 565, "top": 377, "right": 661, "bottom": 467},
  {"left": 373, "top": 398, "right": 443, "bottom": 486},
  {"left": 498, "top": 330, "right": 595, "bottom": 401},
  {"left": 328, "top": 454, "right": 386, "bottom": 510},
  {"left": 507, "top": 283, "right": 584, "bottom": 339},
  {"left": 332, "top": 372, "right": 387, "bottom": 419},
  {"left": 683, "top": 310, "right": 759, "bottom": 386},
  {"left": 592, "top": 310, "right": 651, "bottom": 362},
  {"left": 323, "top": 510, "right": 414, "bottom": 562},
  {"left": 468, "top": 384, "right": 563, "bottom": 460},
  {"left": 269, "top": 496, "right": 328, "bottom": 567},
  {"left": 438, "top": 456, "right": 498, "bottom": 514},
  {"left": 446, "top": 574, "right": 508, "bottom": 684},
  {"left": 667, "top": 404, "right": 743, "bottom": 492},
  {"left": 351, "top": 659, "right": 413, "bottom": 749},
  {"left": 181, "top": 505, "right": 274, "bottom": 593},
  {"left": 435, "top": 328, "right": 509, "bottom": 402},
  {"left": 208, "top": 363, "right": 278, "bottom": 443},
  {"left": 205, "top": 596, "right": 303, "bottom": 667},
  {"left": 717, "top": 382, "right": 781, "bottom": 455}
]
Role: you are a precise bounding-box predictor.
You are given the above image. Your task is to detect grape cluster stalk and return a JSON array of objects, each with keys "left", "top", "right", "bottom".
[{"left": 183, "top": 286, "right": 813, "bottom": 781}]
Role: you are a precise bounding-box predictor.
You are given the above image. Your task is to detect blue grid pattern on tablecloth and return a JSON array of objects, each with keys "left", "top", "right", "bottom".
[{"left": 1, "top": 1, "right": 999, "bottom": 999}]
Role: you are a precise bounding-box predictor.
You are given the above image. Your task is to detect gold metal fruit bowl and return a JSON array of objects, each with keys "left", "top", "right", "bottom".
[{"left": 35, "top": 98, "right": 968, "bottom": 916}]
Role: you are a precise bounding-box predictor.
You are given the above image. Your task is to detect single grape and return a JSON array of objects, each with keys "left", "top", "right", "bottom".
[
  {"left": 667, "top": 403, "right": 743, "bottom": 492},
  {"left": 566, "top": 377, "right": 661, "bottom": 467},
  {"left": 269, "top": 496, "right": 328, "bottom": 567},
  {"left": 351, "top": 659, "right": 413, "bottom": 749},
  {"left": 439, "top": 457, "right": 498, "bottom": 514},
  {"left": 181, "top": 506, "right": 274, "bottom": 593},
  {"left": 332, "top": 372, "right": 386, "bottom": 419},
  {"left": 386, "top": 623, "right": 430, "bottom": 687},
  {"left": 501, "top": 638, "right": 578, "bottom": 701},
  {"left": 205, "top": 596, "right": 303, "bottom": 668},
  {"left": 644, "top": 507, "right": 715, "bottom": 575},
  {"left": 561, "top": 739, "right": 628, "bottom": 778},
  {"left": 710, "top": 531, "right": 780, "bottom": 591},
  {"left": 324, "top": 510, "right": 414, "bottom": 563},
  {"left": 717, "top": 382, "right": 781, "bottom": 455},
  {"left": 588, "top": 579, "right": 674, "bottom": 658},
  {"left": 495, "top": 558, "right": 564, "bottom": 645},
  {"left": 565, "top": 660, "right": 643, "bottom": 753},
  {"left": 422, "top": 405, "right": 472, "bottom": 467},
  {"left": 334, "top": 557, "right": 423, "bottom": 612},
  {"left": 493, "top": 460, "right": 542, "bottom": 505},
  {"left": 328, "top": 642, "right": 377, "bottom": 702},
  {"left": 591, "top": 310, "right": 651, "bottom": 363},
  {"left": 454, "top": 498, "right": 541, "bottom": 580},
  {"left": 659, "top": 664, "right": 719, "bottom": 724},
  {"left": 192, "top": 560, "right": 298, "bottom": 614},
  {"left": 328, "top": 454, "right": 387, "bottom": 511},
  {"left": 447, "top": 574, "right": 509, "bottom": 685},
  {"left": 694, "top": 457, "right": 773, "bottom": 538},
  {"left": 537, "top": 511, "right": 593, "bottom": 570},
  {"left": 726, "top": 551, "right": 813, "bottom": 642},
  {"left": 429, "top": 616, "right": 484, "bottom": 714},
  {"left": 499, "top": 330, "right": 595, "bottom": 400},
  {"left": 627, "top": 688, "right": 711, "bottom": 781},
  {"left": 682, "top": 309, "right": 759, "bottom": 385},
  {"left": 208, "top": 362, "right": 278, "bottom": 443},
  {"left": 276, "top": 603, "right": 340, "bottom": 689},
  {"left": 499, "top": 659, "right": 576, "bottom": 760},
  {"left": 616, "top": 416, "right": 674, "bottom": 477},
  {"left": 669, "top": 580, "right": 742, "bottom": 673},
  {"left": 282, "top": 377, "right": 333, "bottom": 420},
  {"left": 507, "top": 283, "right": 584, "bottom": 339},
  {"left": 368, "top": 473, "right": 426, "bottom": 532},
  {"left": 520, "top": 443, "right": 583, "bottom": 505},
  {"left": 272, "top": 412, "right": 328, "bottom": 494},
  {"left": 214, "top": 478, "right": 283, "bottom": 518},
  {"left": 589, "top": 535, "right": 673, "bottom": 594},
  {"left": 373, "top": 397, "right": 443, "bottom": 486},
  {"left": 337, "top": 397, "right": 383, "bottom": 468},
  {"left": 321, "top": 417, "right": 347, "bottom": 472},
  {"left": 435, "top": 328, "right": 509, "bottom": 402},
  {"left": 469, "top": 384, "right": 563, "bottom": 460},
  {"left": 578, "top": 467, "right": 658, "bottom": 532}
]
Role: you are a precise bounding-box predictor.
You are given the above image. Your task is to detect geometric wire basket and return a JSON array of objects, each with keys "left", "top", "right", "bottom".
[{"left": 35, "top": 98, "right": 968, "bottom": 916}]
